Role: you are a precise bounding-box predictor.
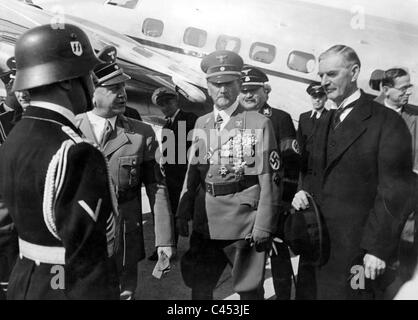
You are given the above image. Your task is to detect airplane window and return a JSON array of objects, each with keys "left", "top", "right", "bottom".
[
  {"left": 142, "top": 18, "right": 164, "bottom": 38},
  {"left": 216, "top": 35, "right": 241, "bottom": 53},
  {"left": 106, "top": 0, "right": 138, "bottom": 9},
  {"left": 249, "top": 42, "right": 276, "bottom": 64},
  {"left": 183, "top": 27, "right": 207, "bottom": 48},
  {"left": 287, "top": 51, "right": 316, "bottom": 73}
]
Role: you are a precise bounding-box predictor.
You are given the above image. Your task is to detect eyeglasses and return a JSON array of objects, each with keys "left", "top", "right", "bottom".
[{"left": 392, "top": 84, "right": 414, "bottom": 94}]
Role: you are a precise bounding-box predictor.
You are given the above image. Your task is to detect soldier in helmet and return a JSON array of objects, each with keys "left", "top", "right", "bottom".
[
  {"left": 177, "top": 50, "right": 281, "bottom": 300},
  {"left": 238, "top": 66, "right": 300, "bottom": 299},
  {"left": 0, "top": 24, "right": 119, "bottom": 299}
]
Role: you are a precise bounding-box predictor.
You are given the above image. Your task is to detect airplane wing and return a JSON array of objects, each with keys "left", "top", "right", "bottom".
[{"left": 0, "top": 0, "right": 207, "bottom": 105}]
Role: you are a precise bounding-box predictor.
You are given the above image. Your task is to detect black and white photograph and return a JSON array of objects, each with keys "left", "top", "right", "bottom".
[{"left": 0, "top": 0, "right": 418, "bottom": 307}]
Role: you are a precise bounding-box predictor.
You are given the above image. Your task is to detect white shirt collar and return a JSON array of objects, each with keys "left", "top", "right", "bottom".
[
  {"left": 88, "top": 111, "right": 117, "bottom": 129},
  {"left": 30, "top": 100, "right": 76, "bottom": 126},
  {"left": 337, "top": 89, "right": 361, "bottom": 110},
  {"left": 384, "top": 99, "right": 403, "bottom": 114},
  {"left": 167, "top": 108, "right": 180, "bottom": 123},
  {"left": 310, "top": 108, "right": 325, "bottom": 119},
  {"left": 86, "top": 111, "right": 117, "bottom": 143},
  {"left": 213, "top": 100, "right": 239, "bottom": 124}
]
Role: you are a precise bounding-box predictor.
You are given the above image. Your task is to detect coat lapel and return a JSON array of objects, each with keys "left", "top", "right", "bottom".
[
  {"left": 77, "top": 113, "right": 97, "bottom": 144},
  {"left": 103, "top": 116, "right": 130, "bottom": 157},
  {"left": 324, "top": 94, "right": 371, "bottom": 174},
  {"left": 307, "top": 109, "right": 328, "bottom": 140},
  {"left": 221, "top": 105, "right": 245, "bottom": 133}
]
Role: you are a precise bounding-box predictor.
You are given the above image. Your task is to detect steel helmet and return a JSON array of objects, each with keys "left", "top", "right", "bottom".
[{"left": 13, "top": 24, "right": 101, "bottom": 91}]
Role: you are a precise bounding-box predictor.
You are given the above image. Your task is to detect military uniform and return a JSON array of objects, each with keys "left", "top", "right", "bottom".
[
  {"left": 0, "top": 105, "right": 119, "bottom": 299},
  {"left": 77, "top": 113, "right": 174, "bottom": 293},
  {"left": 77, "top": 46, "right": 174, "bottom": 297},
  {"left": 0, "top": 23, "right": 121, "bottom": 300},
  {"left": 177, "top": 51, "right": 281, "bottom": 299},
  {"left": 0, "top": 64, "right": 22, "bottom": 299},
  {"left": 0, "top": 102, "right": 19, "bottom": 299},
  {"left": 240, "top": 66, "right": 299, "bottom": 300}
]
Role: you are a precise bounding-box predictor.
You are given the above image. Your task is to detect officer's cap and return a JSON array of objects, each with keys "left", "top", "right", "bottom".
[
  {"left": 306, "top": 83, "right": 326, "bottom": 97},
  {"left": 200, "top": 50, "right": 243, "bottom": 84},
  {"left": 151, "top": 87, "right": 178, "bottom": 106},
  {"left": 94, "top": 45, "right": 131, "bottom": 87},
  {"left": 241, "top": 65, "right": 269, "bottom": 88},
  {"left": 0, "top": 57, "right": 16, "bottom": 86}
]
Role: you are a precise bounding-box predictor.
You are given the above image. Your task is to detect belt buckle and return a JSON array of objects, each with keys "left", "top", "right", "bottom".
[{"left": 206, "top": 182, "right": 215, "bottom": 196}]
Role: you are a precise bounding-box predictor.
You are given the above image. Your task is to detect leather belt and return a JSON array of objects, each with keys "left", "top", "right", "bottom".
[
  {"left": 18, "top": 238, "right": 65, "bottom": 265},
  {"left": 204, "top": 177, "right": 258, "bottom": 196}
]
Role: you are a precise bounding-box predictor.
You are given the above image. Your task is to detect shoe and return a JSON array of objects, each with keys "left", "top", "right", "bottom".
[{"left": 148, "top": 250, "right": 158, "bottom": 261}]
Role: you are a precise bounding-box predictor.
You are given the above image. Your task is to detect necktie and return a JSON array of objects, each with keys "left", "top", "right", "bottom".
[
  {"left": 165, "top": 117, "right": 172, "bottom": 128},
  {"left": 215, "top": 113, "right": 223, "bottom": 131},
  {"left": 333, "top": 107, "right": 347, "bottom": 129},
  {"left": 101, "top": 119, "right": 113, "bottom": 147}
]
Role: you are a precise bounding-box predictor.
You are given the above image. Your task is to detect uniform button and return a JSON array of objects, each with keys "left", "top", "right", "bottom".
[
  {"left": 207, "top": 173, "right": 213, "bottom": 178},
  {"left": 209, "top": 160, "right": 214, "bottom": 164},
  {"left": 330, "top": 141, "right": 336, "bottom": 147}
]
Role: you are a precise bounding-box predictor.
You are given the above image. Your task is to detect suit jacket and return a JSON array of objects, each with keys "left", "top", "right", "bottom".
[
  {"left": 374, "top": 97, "right": 418, "bottom": 175},
  {"left": 76, "top": 113, "right": 174, "bottom": 251},
  {"left": 297, "top": 109, "right": 328, "bottom": 191},
  {"left": 307, "top": 91, "right": 413, "bottom": 299},
  {"left": 177, "top": 104, "right": 281, "bottom": 239},
  {"left": 161, "top": 110, "right": 197, "bottom": 199},
  {"left": 0, "top": 106, "right": 119, "bottom": 300},
  {"left": 401, "top": 105, "right": 418, "bottom": 174}
]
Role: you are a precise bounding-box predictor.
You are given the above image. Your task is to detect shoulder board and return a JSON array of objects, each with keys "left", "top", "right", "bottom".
[{"left": 61, "top": 125, "right": 89, "bottom": 144}]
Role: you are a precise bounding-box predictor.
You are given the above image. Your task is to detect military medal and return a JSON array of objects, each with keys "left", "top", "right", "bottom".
[{"left": 218, "top": 166, "right": 229, "bottom": 177}]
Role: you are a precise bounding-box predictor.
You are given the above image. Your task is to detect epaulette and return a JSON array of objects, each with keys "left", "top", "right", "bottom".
[
  {"left": 61, "top": 125, "right": 84, "bottom": 144},
  {"left": 62, "top": 125, "right": 99, "bottom": 148}
]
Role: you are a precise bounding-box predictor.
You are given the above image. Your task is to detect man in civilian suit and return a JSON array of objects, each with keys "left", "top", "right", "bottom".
[
  {"left": 292, "top": 45, "right": 413, "bottom": 299},
  {"left": 153, "top": 87, "right": 197, "bottom": 247},
  {"left": 379, "top": 68, "right": 418, "bottom": 295}
]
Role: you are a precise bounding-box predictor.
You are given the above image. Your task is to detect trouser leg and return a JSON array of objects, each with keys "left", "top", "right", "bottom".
[
  {"left": 270, "top": 242, "right": 292, "bottom": 300},
  {"left": 232, "top": 240, "right": 266, "bottom": 300},
  {"left": 295, "top": 256, "right": 317, "bottom": 300},
  {"left": 181, "top": 232, "right": 231, "bottom": 300}
]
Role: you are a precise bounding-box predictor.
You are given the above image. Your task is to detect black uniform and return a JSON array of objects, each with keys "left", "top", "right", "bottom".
[
  {"left": 258, "top": 103, "right": 300, "bottom": 300},
  {"left": 0, "top": 106, "right": 119, "bottom": 299},
  {"left": 297, "top": 109, "right": 328, "bottom": 191},
  {"left": 124, "top": 106, "right": 142, "bottom": 121}
]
